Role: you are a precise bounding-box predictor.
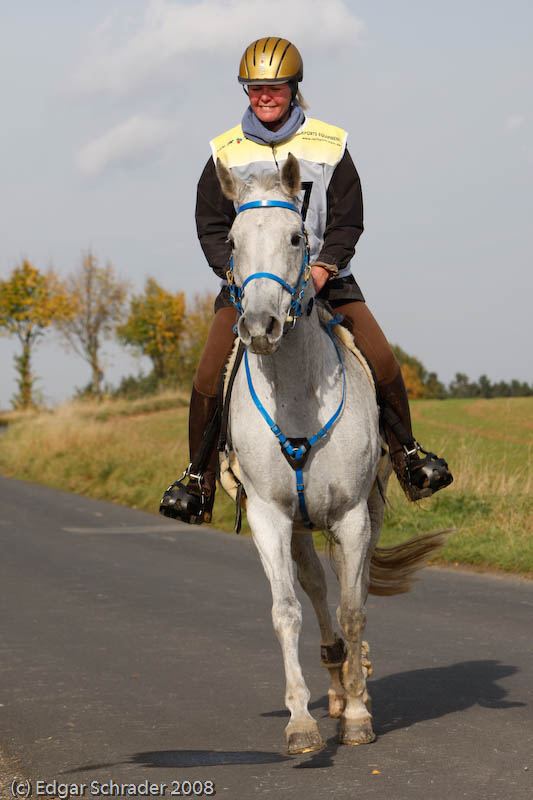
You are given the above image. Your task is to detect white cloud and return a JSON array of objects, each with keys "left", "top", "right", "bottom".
[
  {"left": 74, "top": 0, "right": 365, "bottom": 97},
  {"left": 505, "top": 114, "right": 526, "bottom": 132},
  {"left": 76, "top": 114, "right": 178, "bottom": 175}
]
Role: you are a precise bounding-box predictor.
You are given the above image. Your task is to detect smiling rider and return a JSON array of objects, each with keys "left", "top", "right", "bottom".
[{"left": 161, "top": 36, "right": 453, "bottom": 524}]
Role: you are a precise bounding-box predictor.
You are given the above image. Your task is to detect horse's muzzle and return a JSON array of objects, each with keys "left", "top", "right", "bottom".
[{"left": 238, "top": 312, "right": 283, "bottom": 354}]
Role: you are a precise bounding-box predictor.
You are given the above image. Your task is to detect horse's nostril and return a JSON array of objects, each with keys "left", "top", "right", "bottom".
[
  {"left": 266, "top": 317, "right": 275, "bottom": 335},
  {"left": 237, "top": 316, "right": 251, "bottom": 344}
]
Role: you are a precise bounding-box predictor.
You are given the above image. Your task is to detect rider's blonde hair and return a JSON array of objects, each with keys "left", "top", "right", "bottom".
[{"left": 296, "top": 90, "right": 309, "bottom": 110}]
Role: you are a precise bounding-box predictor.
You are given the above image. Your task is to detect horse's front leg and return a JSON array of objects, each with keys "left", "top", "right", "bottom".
[
  {"left": 247, "top": 498, "right": 324, "bottom": 755},
  {"left": 332, "top": 501, "right": 375, "bottom": 746},
  {"left": 290, "top": 532, "right": 345, "bottom": 718}
]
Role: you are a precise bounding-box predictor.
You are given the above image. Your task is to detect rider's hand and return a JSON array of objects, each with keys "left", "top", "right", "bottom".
[{"left": 311, "top": 265, "right": 330, "bottom": 294}]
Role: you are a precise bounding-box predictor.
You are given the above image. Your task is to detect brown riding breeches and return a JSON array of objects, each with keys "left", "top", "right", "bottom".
[
  {"left": 332, "top": 301, "right": 400, "bottom": 388},
  {"left": 194, "top": 306, "right": 239, "bottom": 398},
  {"left": 193, "top": 300, "right": 401, "bottom": 400}
]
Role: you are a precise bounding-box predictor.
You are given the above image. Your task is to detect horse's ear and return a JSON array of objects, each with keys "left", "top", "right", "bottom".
[
  {"left": 280, "top": 153, "right": 301, "bottom": 198},
  {"left": 216, "top": 158, "right": 240, "bottom": 201}
]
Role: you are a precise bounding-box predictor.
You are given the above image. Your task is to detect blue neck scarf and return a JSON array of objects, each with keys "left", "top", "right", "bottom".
[{"left": 241, "top": 103, "right": 305, "bottom": 145}]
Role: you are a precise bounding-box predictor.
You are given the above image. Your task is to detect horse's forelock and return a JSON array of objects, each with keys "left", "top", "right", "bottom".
[
  {"left": 254, "top": 172, "right": 281, "bottom": 192},
  {"left": 241, "top": 171, "right": 289, "bottom": 201}
]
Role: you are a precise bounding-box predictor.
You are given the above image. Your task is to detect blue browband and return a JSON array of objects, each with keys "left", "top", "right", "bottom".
[{"left": 237, "top": 200, "right": 300, "bottom": 214}]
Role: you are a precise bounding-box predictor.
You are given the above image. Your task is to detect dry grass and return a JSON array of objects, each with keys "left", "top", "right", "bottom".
[
  {"left": 0, "top": 395, "right": 531, "bottom": 575},
  {"left": 375, "top": 398, "right": 533, "bottom": 574},
  {"left": 0, "top": 392, "right": 189, "bottom": 512}
]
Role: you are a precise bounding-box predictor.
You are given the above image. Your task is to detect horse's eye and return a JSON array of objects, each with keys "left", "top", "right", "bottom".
[{"left": 291, "top": 233, "right": 301, "bottom": 247}]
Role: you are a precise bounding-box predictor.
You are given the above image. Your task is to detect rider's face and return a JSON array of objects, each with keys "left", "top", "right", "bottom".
[{"left": 248, "top": 83, "right": 292, "bottom": 130}]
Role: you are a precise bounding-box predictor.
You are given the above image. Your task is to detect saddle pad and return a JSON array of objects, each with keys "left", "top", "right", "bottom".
[{"left": 316, "top": 304, "right": 376, "bottom": 394}]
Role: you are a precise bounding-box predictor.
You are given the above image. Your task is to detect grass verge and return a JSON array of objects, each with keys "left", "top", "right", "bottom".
[{"left": 0, "top": 395, "right": 531, "bottom": 576}]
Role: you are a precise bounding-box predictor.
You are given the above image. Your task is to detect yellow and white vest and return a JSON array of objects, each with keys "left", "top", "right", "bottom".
[{"left": 210, "top": 117, "right": 350, "bottom": 277}]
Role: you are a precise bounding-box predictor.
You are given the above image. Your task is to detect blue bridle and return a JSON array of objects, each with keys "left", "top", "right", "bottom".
[
  {"left": 226, "top": 200, "right": 311, "bottom": 325},
  {"left": 227, "top": 198, "right": 346, "bottom": 529}
]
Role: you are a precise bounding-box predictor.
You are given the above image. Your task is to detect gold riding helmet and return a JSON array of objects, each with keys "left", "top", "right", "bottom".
[{"left": 238, "top": 37, "right": 303, "bottom": 85}]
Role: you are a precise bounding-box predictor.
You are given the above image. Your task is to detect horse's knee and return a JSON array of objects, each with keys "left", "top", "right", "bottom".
[{"left": 272, "top": 596, "right": 302, "bottom": 636}]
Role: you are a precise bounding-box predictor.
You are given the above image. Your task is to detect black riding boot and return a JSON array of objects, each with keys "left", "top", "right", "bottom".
[
  {"left": 159, "top": 387, "right": 219, "bottom": 524},
  {"left": 380, "top": 370, "right": 453, "bottom": 501}
]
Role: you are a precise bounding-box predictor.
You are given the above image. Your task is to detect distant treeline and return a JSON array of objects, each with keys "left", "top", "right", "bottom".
[
  {"left": 0, "top": 254, "right": 530, "bottom": 408},
  {"left": 392, "top": 345, "right": 532, "bottom": 400}
]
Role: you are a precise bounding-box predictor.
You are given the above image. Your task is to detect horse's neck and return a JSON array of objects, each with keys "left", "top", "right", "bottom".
[{"left": 255, "top": 303, "right": 328, "bottom": 396}]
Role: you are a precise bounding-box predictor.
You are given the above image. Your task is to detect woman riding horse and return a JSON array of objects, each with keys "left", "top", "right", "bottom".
[{"left": 166, "top": 36, "right": 452, "bottom": 524}]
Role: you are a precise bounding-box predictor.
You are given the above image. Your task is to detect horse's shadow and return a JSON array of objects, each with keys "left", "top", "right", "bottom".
[
  {"left": 264, "top": 658, "right": 526, "bottom": 769},
  {"left": 262, "top": 658, "right": 525, "bottom": 734},
  {"left": 131, "top": 659, "right": 524, "bottom": 771},
  {"left": 371, "top": 658, "right": 524, "bottom": 735},
  {"left": 64, "top": 660, "right": 524, "bottom": 775}
]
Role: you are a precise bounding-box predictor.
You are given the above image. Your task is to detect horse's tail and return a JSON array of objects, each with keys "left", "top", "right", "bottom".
[{"left": 368, "top": 530, "right": 453, "bottom": 596}]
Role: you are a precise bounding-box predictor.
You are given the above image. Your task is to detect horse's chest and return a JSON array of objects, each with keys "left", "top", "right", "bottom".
[{"left": 231, "top": 381, "right": 358, "bottom": 491}]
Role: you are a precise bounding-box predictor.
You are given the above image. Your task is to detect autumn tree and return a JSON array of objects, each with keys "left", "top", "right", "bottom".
[
  {"left": 117, "top": 278, "right": 186, "bottom": 382},
  {"left": 0, "top": 260, "right": 72, "bottom": 408},
  {"left": 176, "top": 292, "right": 216, "bottom": 384},
  {"left": 392, "top": 344, "right": 446, "bottom": 399},
  {"left": 56, "top": 251, "right": 128, "bottom": 395},
  {"left": 400, "top": 362, "right": 425, "bottom": 399}
]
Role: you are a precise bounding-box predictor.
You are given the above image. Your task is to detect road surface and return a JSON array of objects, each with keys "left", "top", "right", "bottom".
[{"left": 1, "top": 475, "right": 531, "bottom": 799}]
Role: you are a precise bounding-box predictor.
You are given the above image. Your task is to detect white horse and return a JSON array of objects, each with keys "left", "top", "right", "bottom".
[{"left": 217, "top": 155, "right": 445, "bottom": 755}]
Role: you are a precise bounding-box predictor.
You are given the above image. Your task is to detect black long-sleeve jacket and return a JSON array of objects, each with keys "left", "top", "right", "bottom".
[{"left": 195, "top": 147, "right": 365, "bottom": 311}]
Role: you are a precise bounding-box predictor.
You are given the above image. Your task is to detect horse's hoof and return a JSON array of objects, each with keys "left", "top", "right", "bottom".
[
  {"left": 339, "top": 717, "right": 376, "bottom": 746},
  {"left": 286, "top": 728, "right": 325, "bottom": 755},
  {"left": 328, "top": 691, "right": 345, "bottom": 718}
]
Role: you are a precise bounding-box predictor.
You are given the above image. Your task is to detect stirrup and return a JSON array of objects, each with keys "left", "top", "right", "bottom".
[
  {"left": 403, "top": 443, "right": 453, "bottom": 501},
  {"left": 159, "top": 465, "right": 212, "bottom": 525}
]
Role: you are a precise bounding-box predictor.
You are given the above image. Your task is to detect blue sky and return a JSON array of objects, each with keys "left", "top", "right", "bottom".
[{"left": 1, "top": 0, "right": 532, "bottom": 407}]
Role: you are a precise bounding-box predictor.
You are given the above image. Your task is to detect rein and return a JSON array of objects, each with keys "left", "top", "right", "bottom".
[{"left": 227, "top": 197, "right": 346, "bottom": 529}]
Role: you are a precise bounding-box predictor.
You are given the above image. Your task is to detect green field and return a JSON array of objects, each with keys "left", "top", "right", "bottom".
[{"left": 0, "top": 395, "right": 531, "bottom": 576}]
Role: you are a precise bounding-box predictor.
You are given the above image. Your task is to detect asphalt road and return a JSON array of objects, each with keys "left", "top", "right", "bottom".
[{"left": 1, "top": 474, "right": 532, "bottom": 800}]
